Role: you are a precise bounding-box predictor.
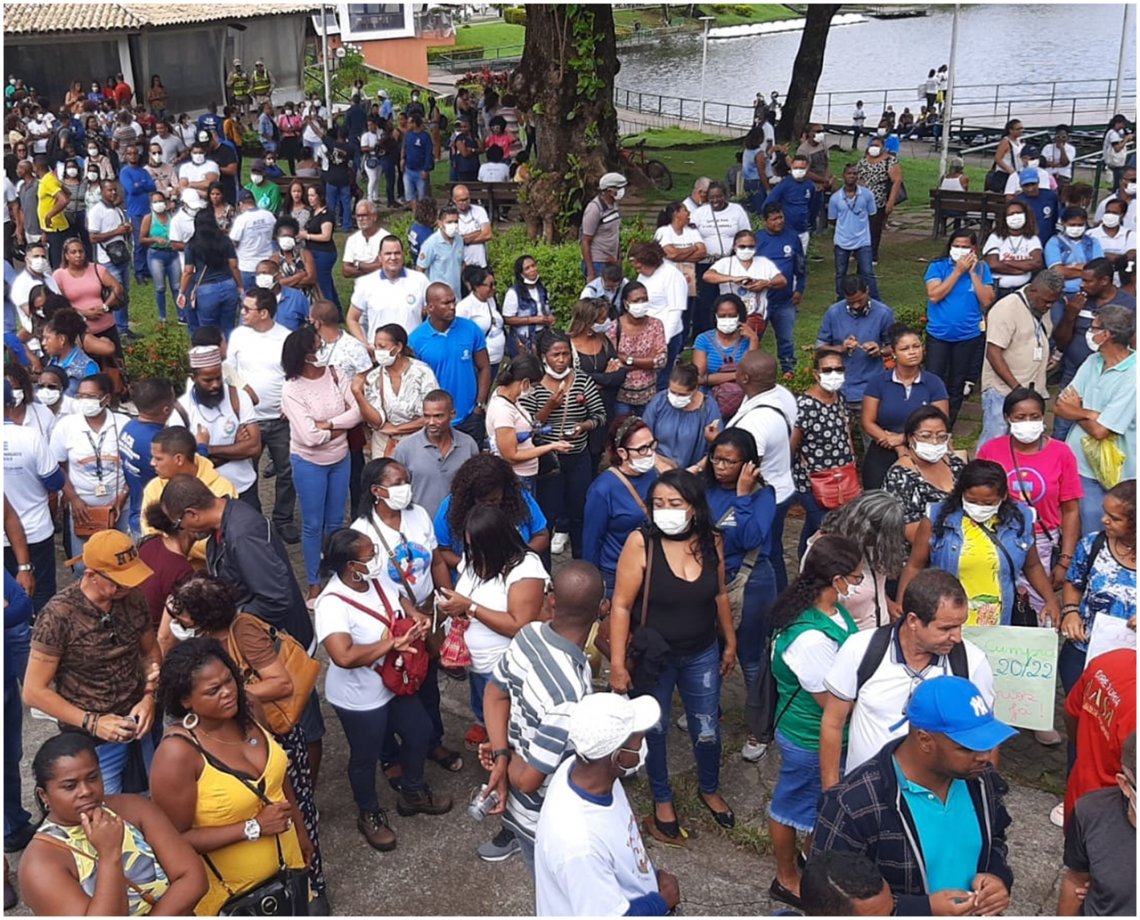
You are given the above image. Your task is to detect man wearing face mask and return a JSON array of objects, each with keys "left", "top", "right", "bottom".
[
  {"left": 254, "top": 258, "right": 309, "bottom": 331},
  {"left": 10, "top": 241, "right": 59, "bottom": 323},
  {"left": 764, "top": 154, "right": 816, "bottom": 255},
  {"left": 534, "top": 693, "right": 680, "bottom": 917},
  {"left": 1012, "top": 169, "right": 1060, "bottom": 244},
  {"left": 177, "top": 142, "right": 219, "bottom": 195},
  {"left": 1003, "top": 144, "right": 1057, "bottom": 197},
  {"left": 23, "top": 530, "right": 161, "bottom": 795},
  {"left": 244, "top": 160, "right": 280, "bottom": 214},
  {"left": 348, "top": 235, "right": 429, "bottom": 348},
  {"left": 1094, "top": 165, "right": 1137, "bottom": 233},
  {"left": 978, "top": 269, "right": 1064, "bottom": 446},
  {"left": 692, "top": 182, "right": 752, "bottom": 338},
  {"left": 229, "top": 189, "right": 277, "bottom": 292},
  {"left": 828, "top": 163, "right": 880, "bottom": 300},
  {"left": 580, "top": 172, "right": 626, "bottom": 283},
  {"left": 756, "top": 204, "right": 806, "bottom": 375},
  {"left": 416, "top": 202, "right": 465, "bottom": 295}
]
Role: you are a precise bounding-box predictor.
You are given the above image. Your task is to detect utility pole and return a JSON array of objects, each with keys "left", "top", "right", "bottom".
[
  {"left": 1112, "top": 4, "right": 1131, "bottom": 118},
  {"left": 697, "top": 16, "right": 715, "bottom": 131},
  {"left": 322, "top": 3, "right": 333, "bottom": 119}
]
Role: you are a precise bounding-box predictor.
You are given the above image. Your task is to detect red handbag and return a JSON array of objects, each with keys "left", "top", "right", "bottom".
[
  {"left": 808, "top": 463, "right": 862, "bottom": 510},
  {"left": 328, "top": 581, "right": 429, "bottom": 696},
  {"left": 438, "top": 617, "right": 473, "bottom": 669}
]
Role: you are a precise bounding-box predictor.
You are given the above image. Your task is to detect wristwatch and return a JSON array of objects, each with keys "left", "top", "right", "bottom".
[
  {"left": 625, "top": 355, "right": 634, "bottom": 367},
  {"left": 244, "top": 818, "right": 261, "bottom": 841},
  {"left": 16, "top": 563, "right": 32, "bottom": 572},
  {"left": 468, "top": 601, "right": 479, "bottom": 618},
  {"left": 491, "top": 748, "right": 510, "bottom": 762}
]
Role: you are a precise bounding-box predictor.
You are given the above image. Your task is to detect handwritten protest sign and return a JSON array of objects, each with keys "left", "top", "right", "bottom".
[
  {"left": 1085, "top": 614, "right": 1136, "bottom": 664},
  {"left": 962, "top": 626, "right": 1058, "bottom": 731}
]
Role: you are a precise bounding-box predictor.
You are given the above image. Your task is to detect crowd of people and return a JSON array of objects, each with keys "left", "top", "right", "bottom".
[{"left": 1, "top": 66, "right": 1137, "bottom": 918}]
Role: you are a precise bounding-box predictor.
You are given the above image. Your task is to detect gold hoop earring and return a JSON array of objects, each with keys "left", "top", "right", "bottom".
[{"left": 181, "top": 712, "right": 199, "bottom": 730}]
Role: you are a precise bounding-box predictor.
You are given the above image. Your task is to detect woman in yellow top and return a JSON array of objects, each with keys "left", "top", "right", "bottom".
[
  {"left": 19, "top": 734, "right": 205, "bottom": 916},
  {"left": 150, "top": 639, "right": 312, "bottom": 916}
]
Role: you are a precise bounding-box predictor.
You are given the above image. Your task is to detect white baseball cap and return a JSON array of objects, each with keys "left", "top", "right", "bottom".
[
  {"left": 180, "top": 188, "right": 204, "bottom": 210},
  {"left": 599, "top": 171, "right": 628, "bottom": 191},
  {"left": 569, "top": 693, "right": 660, "bottom": 760}
]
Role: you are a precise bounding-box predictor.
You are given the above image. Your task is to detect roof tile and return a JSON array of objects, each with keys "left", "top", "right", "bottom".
[{"left": 3, "top": 3, "right": 320, "bottom": 35}]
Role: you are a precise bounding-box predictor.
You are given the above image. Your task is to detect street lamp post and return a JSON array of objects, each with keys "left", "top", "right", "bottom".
[
  {"left": 698, "top": 16, "right": 715, "bottom": 131},
  {"left": 937, "top": 4, "right": 960, "bottom": 181},
  {"left": 321, "top": 3, "right": 333, "bottom": 119},
  {"left": 1112, "top": 4, "right": 1131, "bottom": 117}
]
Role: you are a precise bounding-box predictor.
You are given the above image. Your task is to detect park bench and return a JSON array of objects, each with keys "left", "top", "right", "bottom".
[
  {"left": 929, "top": 188, "right": 1007, "bottom": 239},
  {"left": 445, "top": 181, "right": 521, "bottom": 223}
]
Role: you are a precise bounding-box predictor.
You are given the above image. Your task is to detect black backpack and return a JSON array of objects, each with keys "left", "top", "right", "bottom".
[
  {"left": 744, "top": 636, "right": 800, "bottom": 745},
  {"left": 855, "top": 623, "right": 968, "bottom": 693}
]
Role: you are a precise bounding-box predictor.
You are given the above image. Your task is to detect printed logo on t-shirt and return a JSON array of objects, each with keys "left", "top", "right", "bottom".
[
  {"left": 1007, "top": 467, "right": 1046, "bottom": 505},
  {"left": 387, "top": 540, "right": 431, "bottom": 591},
  {"left": 627, "top": 812, "right": 650, "bottom": 875},
  {"left": 462, "top": 348, "right": 471, "bottom": 361},
  {"left": 783, "top": 245, "right": 792, "bottom": 255},
  {"left": 406, "top": 294, "right": 416, "bottom": 304}
]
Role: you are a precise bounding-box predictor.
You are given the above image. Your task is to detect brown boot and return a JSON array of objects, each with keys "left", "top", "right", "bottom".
[
  {"left": 397, "top": 784, "right": 454, "bottom": 817},
  {"left": 357, "top": 810, "right": 397, "bottom": 851}
]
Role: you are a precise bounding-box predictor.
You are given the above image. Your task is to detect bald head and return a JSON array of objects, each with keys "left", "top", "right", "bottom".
[
  {"left": 426, "top": 282, "right": 457, "bottom": 325},
  {"left": 550, "top": 561, "right": 605, "bottom": 631},
  {"left": 737, "top": 350, "right": 777, "bottom": 395}
]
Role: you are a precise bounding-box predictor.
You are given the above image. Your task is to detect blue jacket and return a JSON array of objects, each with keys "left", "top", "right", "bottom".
[
  {"left": 582, "top": 468, "right": 657, "bottom": 580},
  {"left": 763, "top": 176, "right": 816, "bottom": 233},
  {"left": 118, "top": 164, "right": 156, "bottom": 218},
  {"left": 754, "top": 226, "right": 805, "bottom": 306},
  {"left": 704, "top": 483, "right": 775, "bottom": 579},
  {"left": 928, "top": 501, "right": 1035, "bottom": 626},
  {"left": 274, "top": 286, "right": 311, "bottom": 331},
  {"left": 814, "top": 738, "right": 1014, "bottom": 916}
]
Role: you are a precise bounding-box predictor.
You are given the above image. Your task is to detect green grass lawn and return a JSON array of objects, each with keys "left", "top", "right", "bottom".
[{"left": 447, "top": 21, "right": 524, "bottom": 52}]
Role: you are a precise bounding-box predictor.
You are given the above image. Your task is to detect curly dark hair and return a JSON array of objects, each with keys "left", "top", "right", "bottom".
[
  {"left": 168, "top": 575, "right": 241, "bottom": 634},
  {"left": 157, "top": 637, "right": 254, "bottom": 732},
  {"left": 769, "top": 534, "right": 862, "bottom": 632},
  {"left": 933, "top": 459, "right": 1026, "bottom": 538},
  {"left": 447, "top": 453, "right": 529, "bottom": 544},
  {"left": 44, "top": 306, "right": 87, "bottom": 344}
]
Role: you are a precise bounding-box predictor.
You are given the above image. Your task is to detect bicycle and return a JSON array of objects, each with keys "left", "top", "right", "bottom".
[{"left": 618, "top": 139, "right": 673, "bottom": 190}]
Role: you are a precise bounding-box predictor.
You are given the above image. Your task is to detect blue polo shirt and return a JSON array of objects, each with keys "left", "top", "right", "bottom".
[
  {"left": 827, "top": 186, "right": 877, "bottom": 250},
  {"left": 1044, "top": 234, "right": 1104, "bottom": 295},
  {"left": 863, "top": 368, "right": 949, "bottom": 433},
  {"left": 923, "top": 258, "right": 994, "bottom": 342},
  {"left": 408, "top": 316, "right": 486, "bottom": 423},
  {"left": 1065, "top": 350, "right": 1137, "bottom": 481},
  {"left": 1013, "top": 188, "right": 1060, "bottom": 242},
  {"left": 764, "top": 176, "right": 815, "bottom": 234},
  {"left": 893, "top": 758, "right": 981, "bottom": 894},
  {"left": 416, "top": 229, "right": 465, "bottom": 295},
  {"left": 755, "top": 227, "right": 805, "bottom": 306},
  {"left": 433, "top": 489, "right": 547, "bottom": 558},
  {"left": 274, "top": 286, "right": 312, "bottom": 331},
  {"left": 816, "top": 299, "right": 896, "bottom": 402}
]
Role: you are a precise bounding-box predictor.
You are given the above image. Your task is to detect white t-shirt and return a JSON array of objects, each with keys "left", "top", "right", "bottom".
[
  {"left": 637, "top": 262, "right": 688, "bottom": 342},
  {"left": 359, "top": 130, "right": 379, "bottom": 156},
  {"left": 485, "top": 393, "right": 538, "bottom": 477},
  {"left": 982, "top": 232, "right": 1044, "bottom": 289},
  {"left": 169, "top": 208, "right": 197, "bottom": 270},
  {"left": 691, "top": 202, "right": 751, "bottom": 260},
  {"left": 1041, "top": 142, "right": 1076, "bottom": 180},
  {"left": 177, "top": 385, "right": 258, "bottom": 493},
  {"left": 350, "top": 269, "right": 429, "bottom": 342},
  {"left": 1004, "top": 170, "right": 1056, "bottom": 196},
  {"left": 18, "top": 402, "right": 58, "bottom": 441},
  {"left": 226, "top": 324, "right": 290, "bottom": 419},
  {"left": 782, "top": 611, "right": 850, "bottom": 692},
  {"left": 11, "top": 267, "right": 60, "bottom": 315},
  {"left": 2, "top": 174, "right": 15, "bottom": 224},
  {"left": 351, "top": 506, "right": 438, "bottom": 606},
  {"left": 342, "top": 228, "right": 392, "bottom": 282},
  {"left": 50, "top": 411, "right": 130, "bottom": 505},
  {"left": 478, "top": 162, "right": 510, "bottom": 183},
  {"left": 727, "top": 387, "right": 798, "bottom": 503},
  {"left": 535, "top": 758, "right": 658, "bottom": 917},
  {"left": 710, "top": 254, "right": 781, "bottom": 318},
  {"left": 154, "top": 133, "right": 185, "bottom": 165},
  {"left": 178, "top": 159, "right": 220, "bottom": 186},
  {"left": 229, "top": 207, "right": 277, "bottom": 272},
  {"left": 86, "top": 200, "right": 128, "bottom": 264},
  {"left": 456, "top": 292, "right": 506, "bottom": 364},
  {"left": 1088, "top": 225, "right": 1136, "bottom": 260},
  {"left": 314, "top": 574, "right": 396, "bottom": 711},
  {"left": 455, "top": 552, "right": 549, "bottom": 674},
  {"left": 824, "top": 628, "right": 995, "bottom": 773},
  {"left": 1094, "top": 193, "right": 1136, "bottom": 233},
  {"left": 457, "top": 204, "right": 491, "bottom": 267},
  {"left": 3, "top": 421, "right": 60, "bottom": 544}
]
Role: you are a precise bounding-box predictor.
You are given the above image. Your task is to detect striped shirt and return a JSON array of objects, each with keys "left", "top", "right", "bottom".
[
  {"left": 519, "top": 371, "right": 607, "bottom": 455},
  {"left": 490, "top": 621, "right": 592, "bottom": 842}
]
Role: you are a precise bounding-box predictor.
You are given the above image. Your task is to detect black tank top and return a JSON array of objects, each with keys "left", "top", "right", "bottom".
[{"left": 634, "top": 533, "right": 719, "bottom": 655}]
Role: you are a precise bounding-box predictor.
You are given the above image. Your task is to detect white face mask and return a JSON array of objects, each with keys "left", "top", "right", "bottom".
[
  {"left": 962, "top": 500, "right": 1001, "bottom": 524},
  {"left": 735, "top": 247, "right": 755, "bottom": 261},
  {"left": 1009, "top": 419, "right": 1045, "bottom": 444},
  {"left": 716, "top": 316, "right": 740, "bottom": 335},
  {"left": 191, "top": 152, "right": 205, "bottom": 165},
  {"left": 1026, "top": 158, "right": 1041, "bottom": 169},
  {"left": 629, "top": 453, "right": 656, "bottom": 474},
  {"left": 834, "top": 577, "right": 854, "bottom": 601},
  {"left": 382, "top": 483, "right": 413, "bottom": 511},
  {"left": 1086, "top": 328, "right": 1104, "bottom": 352},
  {"left": 151, "top": 152, "right": 162, "bottom": 164},
  {"left": 949, "top": 246, "right": 971, "bottom": 261},
  {"left": 819, "top": 371, "right": 845, "bottom": 393},
  {"left": 35, "top": 387, "right": 61, "bottom": 407},
  {"left": 867, "top": 145, "right": 882, "bottom": 158},
  {"left": 545, "top": 364, "right": 571, "bottom": 380},
  {"left": 627, "top": 302, "right": 649, "bottom": 319},
  {"left": 667, "top": 391, "right": 693, "bottom": 409},
  {"left": 28, "top": 255, "right": 48, "bottom": 274},
  {"left": 790, "top": 168, "right": 808, "bottom": 180},
  {"left": 65, "top": 167, "right": 78, "bottom": 178},
  {"left": 87, "top": 148, "right": 99, "bottom": 158},
  {"left": 912, "top": 440, "right": 948, "bottom": 463},
  {"left": 441, "top": 221, "right": 457, "bottom": 239},
  {"left": 9, "top": 388, "right": 24, "bottom": 407},
  {"left": 591, "top": 320, "right": 613, "bottom": 335},
  {"left": 251, "top": 173, "right": 264, "bottom": 185},
  {"left": 524, "top": 275, "right": 540, "bottom": 285},
  {"left": 1064, "top": 224, "right": 1086, "bottom": 239},
  {"left": 278, "top": 235, "right": 297, "bottom": 251},
  {"left": 614, "top": 187, "right": 626, "bottom": 201},
  {"left": 86, "top": 172, "right": 99, "bottom": 183},
  {"left": 813, "top": 132, "right": 825, "bottom": 144},
  {"left": 374, "top": 348, "right": 397, "bottom": 368},
  {"left": 255, "top": 273, "right": 276, "bottom": 290},
  {"left": 1102, "top": 212, "right": 1122, "bottom": 229},
  {"left": 75, "top": 397, "right": 104, "bottom": 418},
  {"left": 613, "top": 738, "right": 647, "bottom": 778},
  {"left": 654, "top": 507, "right": 691, "bottom": 536},
  {"left": 1125, "top": 182, "right": 1137, "bottom": 196},
  {"left": 169, "top": 620, "right": 198, "bottom": 642},
  {"left": 150, "top": 199, "right": 167, "bottom": 213},
  {"left": 1005, "top": 212, "right": 1026, "bottom": 231}
]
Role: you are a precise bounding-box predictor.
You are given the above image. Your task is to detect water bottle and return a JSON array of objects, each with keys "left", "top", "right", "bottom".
[
  {"left": 467, "top": 785, "right": 499, "bottom": 820},
  {"left": 533, "top": 424, "right": 554, "bottom": 438},
  {"left": 515, "top": 430, "right": 532, "bottom": 443}
]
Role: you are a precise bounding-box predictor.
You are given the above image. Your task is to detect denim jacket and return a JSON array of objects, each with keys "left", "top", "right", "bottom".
[{"left": 928, "top": 501, "right": 1035, "bottom": 626}]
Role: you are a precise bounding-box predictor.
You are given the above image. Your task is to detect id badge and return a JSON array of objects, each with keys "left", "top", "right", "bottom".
[
  {"left": 1033, "top": 346, "right": 1044, "bottom": 362},
  {"left": 93, "top": 481, "right": 108, "bottom": 498}
]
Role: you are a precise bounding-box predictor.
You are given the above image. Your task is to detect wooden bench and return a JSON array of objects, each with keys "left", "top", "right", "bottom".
[
  {"left": 445, "top": 181, "right": 521, "bottom": 223},
  {"left": 929, "top": 188, "right": 1007, "bottom": 239}
]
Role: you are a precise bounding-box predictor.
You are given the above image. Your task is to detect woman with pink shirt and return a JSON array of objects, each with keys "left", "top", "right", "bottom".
[
  {"left": 281, "top": 324, "right": 363, "bottom": 603},
  {"left": 53, "top": 236, "right": 125, "bottom": 354}
]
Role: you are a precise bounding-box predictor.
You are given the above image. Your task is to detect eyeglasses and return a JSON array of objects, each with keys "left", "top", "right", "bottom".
[
  {"left": 710, "top": 456, "right": 743, "bottom": 467},
  {"left": 624, "top": 440, "right": 658, "bottom": 456},
  {"left": 843, "top": 572, "right": 866, "bottom": 586},
  {"left": 240, "top": 305, "right": 262, "bottom": 314},
  {"left": 913, "top": 431, "right": 951, "bottom": 444}
]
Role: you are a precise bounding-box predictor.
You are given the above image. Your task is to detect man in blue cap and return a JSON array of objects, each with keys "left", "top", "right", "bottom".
[
  {"left": 1013, "top": 168, "right": 1060, "bottom": 243},
  {"left": 812, "top": 676, "right": 1016, "bottom": 916}
]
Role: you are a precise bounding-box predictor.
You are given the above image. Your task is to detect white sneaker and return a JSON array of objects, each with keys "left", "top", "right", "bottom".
[
  {"left": 551, "top": 532, "right": 569, "bottom": 555},
  {"left": 1050, "top": 803, "right": 1064, "bottom": 827},
  {"left": 742, "top": 737, "right": 767, "bottom": 762}
]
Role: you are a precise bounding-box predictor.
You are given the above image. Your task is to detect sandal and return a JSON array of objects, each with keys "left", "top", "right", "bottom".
[
  {"left": 698, "top": 792, "right": 736, "bottom": 829},
  {"left": 428, "top": 747, "right": 464, "bottom": 772}
]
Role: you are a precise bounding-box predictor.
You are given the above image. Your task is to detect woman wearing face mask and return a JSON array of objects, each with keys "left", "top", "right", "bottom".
[
  {"left": 484, "top": 353, "right": 568, "bottom": 490},
  {"left": 501, "top": 254, "right": 554, "bottom": 357},
  {"left": 1046, "top": 207, "right": 1104, "bottom": 304},
  {"left": 608, "top": 282, "right": 667, "bottom": 416},
  {"left": 280, "top": 325, "right": 363, "bottom": 604},
  {"left": 860, "top": 323, "right": 950, "bottom": 490},
  {"left": 983, "top": 202, "right": 1045, "bottom": 293},
  {"left": 978, "top": 387, "right": 1082, "bottom": 612},
  {"left": 568, "top": 297, "right": 626, "bottom": 471},
  {"left": 139, "top": 191, "right": 178, "bottom": 323},
  {"left": 583, "top": 416, "right": 662, "bottom": 596},
  {"left": 58, "top": 156, "right": 90, "bottom": 250},
  {"left": 1089, "top": 199, "right": 1135, "bottom": 261},
  {"left": 521, "top": 331, "right": 607, "bottom": 557},
  {"left": 899, "top": 460, "right": 1060, "bottom": 629},
  {"left": 855, "top": 136, "right": 903, "bottom": 262},
  {"left": 882, "top": 405, "right": 964, "bottom": 545},
  {"left": 4, "top": 361, "right": 55, "bottom": 438},
  {"left": 353, "top": 323, "right": 438, "bottom": 460},
  {"left": 49, "top": 373, "right": 131, "bottom": 562},
  {"left": 766, "top": 534, "right": 862, "bottom": 907},
  {"left": 41, "top": 308, "right": 100, "bottom": 396},
  {"left": 608, "top": 470, "right": 737, "bottom": 842},
  {"left": 701, "top": 231, "right": 784, "bottom": 341},
  {"left": 692, "top": 293, "right": 757, "bottom": 420},
  {"left": 270, "top": 216, "right": 317, "bottom": 298},
  {"left": 791, "top": 349, "right": 858, "bottom": 554},
  {"left": 457, "top": 266, "right": 506, "bottom": 382},
  {"left": 35, "top": 366, "right": 76, "bottom": 419},
  {"left": 629, "top": 241, "right": 689, "bottom": 391},
  {"left": 641, "top": 362, "right": 721, "bottom": 470},
  {"left": 144, "top": 144, "right": 177, "bottom": 203},
  {"left": 83, "top": 141, "right": 114, "bottom": 182}
]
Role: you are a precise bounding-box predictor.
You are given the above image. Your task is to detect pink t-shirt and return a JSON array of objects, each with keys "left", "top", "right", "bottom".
[
  {"left": 280, "top": 369, "right": 362, "bottom": 465},
  {"left": 485, "top": 392, "right": 538, "bottom": 477},
  {"left": 976, "top": 436, "right": 1083, "bottom": 533}
]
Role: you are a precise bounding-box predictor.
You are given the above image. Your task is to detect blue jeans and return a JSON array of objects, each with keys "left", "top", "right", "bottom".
[
  {"left": 95, "top": 733, "right": 156, "bottom": 795},
  {"left": 103, "top": 260, "right": 131, "bottom": 334},
  {"left": 6, "top": 536, "right": 57, "bottom": 613},
  {"left": 4, "top": 623, "right": 31, "bottom": 838},
  {"left": 326, "top": 183, "right": 353, "bottom": 233},
  {"left": 404, "top": 169, "right": 428, "bottom": 202},
  {"left": 130, "top": 213, "right": 149, "bottom": 280},
  {"left": 615, "top": 401, "right": 648, "bottom": 418},
  {"left": 767, "top": 300, "right": 798, "bottom": 373},
  {"left": 638, "top": 641, "right": 723, "bottom": 802},
  {"left": 656, "top": 333, "right": 683, "bottom": 392},
  {"left": 1079, "top": 476, "right": 1107, "bottom": 536},
  {"left": 310, "top": 248, "right": 341, "bottom": 310},
  {"left": 240, "top": 270, "right": 257, "bottom": 293},
  {"left": 581, "top": 260, "right": 607, "bottom": 281},
  {"left": 737, "top": 557, "right": 777, "bottom": 692},
  {"left": 189, "top": 279, "right": 240, "bottom": 338},
  {"left": 834, "top": 245, "right": 879, "bottom": 301},
  {"left": 291, "top": 452, "right": 350, "bottom": 585},
  {"left": 468, "top": 670, "right": 491, "bottom": 725},
  {"left": 769, "top": 495, "right": 794, "bottom": 592},
  {"left": 978, "top": 387, "right": 1009, "bottom": 449},
  {"left": 796, "top": 489, "right": 827, "bottom": 559},
  {"left": 332, "top": 698, "right": 432, "bottom": 812},
  {"left": 147, "top": 248, "right": 181, "bottom": 322}
]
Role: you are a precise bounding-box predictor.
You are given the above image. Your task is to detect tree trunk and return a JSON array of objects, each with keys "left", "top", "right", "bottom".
[
  {"left": 775, "top": 4, "right": 840, "bottom": 145},
  {"left": 511, "top": 4, "right": 621, "bottom": 242}
]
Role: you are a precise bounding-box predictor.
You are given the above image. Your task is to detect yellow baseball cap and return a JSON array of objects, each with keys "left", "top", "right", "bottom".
[{"left": 66, "top": 531, "right": 153, "bottom": 588}]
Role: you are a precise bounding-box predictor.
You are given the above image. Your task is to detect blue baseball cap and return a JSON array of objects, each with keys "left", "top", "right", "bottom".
[
  {"left": 1019, "top": 167, "right": 1040, "bottom": 185},
  {"left": 903, "top": 676, "right": 1017, "bottom": 751}
]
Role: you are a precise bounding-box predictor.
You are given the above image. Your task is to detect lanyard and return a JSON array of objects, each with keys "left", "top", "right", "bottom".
[
  {"left": 84, "top": 425, "right": 110, "bottom": 481},
  {"left": 1015, "top": 290, "right": 1045, "bottom": 350}
]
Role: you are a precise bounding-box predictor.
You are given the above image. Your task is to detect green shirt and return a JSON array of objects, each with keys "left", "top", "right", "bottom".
[
  {"left": 771, "top": 604, "right": 858, "bottom": 750},
  {"left": 1064, "top": 350, "right": 1136, "bottom": 481},
  {"left": 247, "top": 180, "right": 281, "bottom": 215}
]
